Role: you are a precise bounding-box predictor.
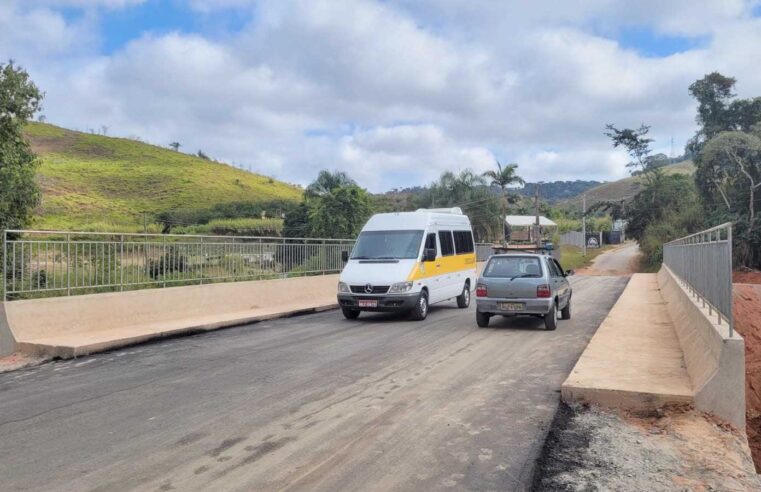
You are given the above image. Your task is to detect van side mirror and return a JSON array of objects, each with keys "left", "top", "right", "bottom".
[
  {"left": 423, "top": 248, "right": 436, "bottom": 262},
  {"left": 341, "top": 251, "right": 349, "bottom": 262}
]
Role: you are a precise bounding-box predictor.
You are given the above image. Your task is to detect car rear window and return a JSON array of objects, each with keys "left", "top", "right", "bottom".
[{"left": 482, "top": 256, "right": 542, "bottom": 278}]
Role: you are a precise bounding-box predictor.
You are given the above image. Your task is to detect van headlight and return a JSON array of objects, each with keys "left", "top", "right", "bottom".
[
  {"left": 338, "top": 282, "right": 350, "bottom": 293},
  {"left": 388, "top": 281, "right": 413, "bottom": 293}
]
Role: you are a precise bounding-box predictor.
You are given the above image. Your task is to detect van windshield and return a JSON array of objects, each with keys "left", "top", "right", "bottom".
[{"left": 351, "top": 230, "right": 424, "bottom": 260}]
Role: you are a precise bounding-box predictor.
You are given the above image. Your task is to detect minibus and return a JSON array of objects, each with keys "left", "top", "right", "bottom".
[{"left": 337, "top": 208, "right": 477, "bottom": 320}]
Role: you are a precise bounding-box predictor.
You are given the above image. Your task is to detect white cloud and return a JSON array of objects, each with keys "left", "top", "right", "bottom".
[{"left": 4, "top": 0, "right": 761, "bottom": 192}]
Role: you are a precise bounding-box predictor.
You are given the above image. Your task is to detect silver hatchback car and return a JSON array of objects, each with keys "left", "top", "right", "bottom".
[{"left": 475, "top": 253, "right": 573, "bottom": 330}]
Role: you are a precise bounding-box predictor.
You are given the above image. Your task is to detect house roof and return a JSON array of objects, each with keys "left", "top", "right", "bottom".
[{"left": 504, "top": 215, "right": 557, "bottom": 227}]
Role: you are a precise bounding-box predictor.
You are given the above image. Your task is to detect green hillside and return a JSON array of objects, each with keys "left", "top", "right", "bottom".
[
  {"left": 24, "top": 123, "right": 303, "bottom": 231},
  {"left": 559, "top": 160, "right": 696, "bottom": 209}
]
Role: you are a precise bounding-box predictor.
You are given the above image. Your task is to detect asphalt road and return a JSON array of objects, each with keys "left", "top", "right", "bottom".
[{"left": 0, "top": 275, "right": 627, "bottom": 492}]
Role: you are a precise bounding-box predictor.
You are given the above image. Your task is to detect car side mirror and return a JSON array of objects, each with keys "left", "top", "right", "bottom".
[
  {"left": 565, "top": 270, "right": 575, "bottom": 277},
  {"left": 341, "top": 251, "right": 349, "bottom": 262},
  {"left": 423, "top": 248, "right": 436, "bottom": 262}
]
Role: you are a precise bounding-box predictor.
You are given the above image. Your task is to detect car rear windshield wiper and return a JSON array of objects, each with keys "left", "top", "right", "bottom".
[
  {"left": 509, "top": 274, "right": 537, "bottom": 281},
  {"left": 351, "top": 256, "right": 370, "bottom": 259}
]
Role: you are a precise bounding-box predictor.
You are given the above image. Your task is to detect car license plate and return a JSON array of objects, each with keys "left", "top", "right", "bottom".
[
  {"left": 499, "top": 302, "right": 524, "bottom": 311},
  {"left": 358, "top": 300, "right": 378, "bottom": 308}
]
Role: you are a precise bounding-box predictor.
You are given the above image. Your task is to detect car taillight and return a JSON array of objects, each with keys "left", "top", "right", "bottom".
[
  {"left": 537, "top": 284, "right": 551, "bottom": 298},
  {"left": 476, "top": 284, "right": 488, "bottom": 297}
]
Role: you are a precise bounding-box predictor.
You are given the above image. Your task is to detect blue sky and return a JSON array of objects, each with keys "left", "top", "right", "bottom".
[{"left": 3, "top": 0, "right": 761, "bottom": 191}]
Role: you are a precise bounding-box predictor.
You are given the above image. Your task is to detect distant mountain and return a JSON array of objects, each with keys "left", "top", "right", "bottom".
[{"left": 515, "top": 180, "right": 603, "bottom": 203}]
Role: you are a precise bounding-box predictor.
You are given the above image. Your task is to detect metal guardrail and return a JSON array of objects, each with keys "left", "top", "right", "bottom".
[
  {"left": 663, "top": 222, "right": 733, "bottom": 336},
  {"left": 2, "top": 230, "right": 354, "bottom": 300}
]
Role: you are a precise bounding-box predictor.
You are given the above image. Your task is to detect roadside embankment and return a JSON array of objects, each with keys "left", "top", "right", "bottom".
[
  {"left": 0, "top": 274, "right": 340, "bottom": 359},
  {"left": 734, "top": 282, "right": 761, "bottom": 470},
  {"left": 532, "top": 403, "right": 760, "bottom": 491}
]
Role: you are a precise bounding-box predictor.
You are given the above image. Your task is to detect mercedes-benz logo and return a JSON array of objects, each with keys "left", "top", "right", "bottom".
[{"left": 364, "top": 284, "right": 374, "bottom": 294}]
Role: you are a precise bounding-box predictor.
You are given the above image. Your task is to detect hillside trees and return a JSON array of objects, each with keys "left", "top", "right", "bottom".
[
  {"left": 689, "top": 73, "right": 761, "bottom": 267},
  {"left": 0, "top": 61, "right": 43, "bottom": 234}
]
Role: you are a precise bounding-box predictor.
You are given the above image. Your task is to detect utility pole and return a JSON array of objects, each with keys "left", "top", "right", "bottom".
[
  {"left": 534, "top": 183, "right": 542, "bottom": 251},
  {"left": 582, "top": 194, "right": 587, "bottom": 257}
]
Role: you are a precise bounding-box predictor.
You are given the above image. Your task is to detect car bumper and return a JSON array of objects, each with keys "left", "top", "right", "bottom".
[
  {"left": 337, "top": 293, "right": 420, "bottom": 312},
  {"left": 476, "top": 297, "right": 553, "bottom": 315}
]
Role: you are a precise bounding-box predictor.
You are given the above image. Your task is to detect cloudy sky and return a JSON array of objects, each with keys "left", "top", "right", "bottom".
[{"left": 2, "top": 0, "right": 761, "bottom": 191}]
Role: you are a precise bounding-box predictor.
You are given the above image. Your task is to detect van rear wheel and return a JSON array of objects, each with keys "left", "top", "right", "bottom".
[{"left": 456, "top": 283, "right": 470, "bottom": 308}]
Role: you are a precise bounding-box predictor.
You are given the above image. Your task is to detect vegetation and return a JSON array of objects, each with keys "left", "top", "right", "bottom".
[
  {"left": 688, "top": 73, "right": 761, "bottom": 268},
  {"left": 283, "top": 170, "right": 373, "bottom": 239},
  {"left": 482, "top": 161, "right": 524, "bottom": 242},
  {"left": 0, "top": 61, "right": 43, "bottom": 234},
  {"left": 517, "top": 180, "right": 602, "bottom": 203},
  {"left": 559, "top": 244, "right": 614, "bottom": 271},
  {"left": 24, "top": 122, "right": 303, "bottom": 231}
]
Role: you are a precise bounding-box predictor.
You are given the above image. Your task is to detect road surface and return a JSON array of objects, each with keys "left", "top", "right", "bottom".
[
  {"left": 578, "top": 242, "right": 641, "bottom": 276},
  {"left": 0, "top": 276, "right": 627, "bottom": 492}
]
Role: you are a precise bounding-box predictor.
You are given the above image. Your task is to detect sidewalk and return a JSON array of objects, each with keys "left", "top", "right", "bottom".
[{"left": 562, "top": 274, "right": 693, "bottom": 411}]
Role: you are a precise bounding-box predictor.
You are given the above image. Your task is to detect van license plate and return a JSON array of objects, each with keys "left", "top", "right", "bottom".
[
  {"left": 499, "top": 302, "right": 524, "bottom": 311},
  {"left": 358, "top": 300, "right": 378, "bottom": 308}
]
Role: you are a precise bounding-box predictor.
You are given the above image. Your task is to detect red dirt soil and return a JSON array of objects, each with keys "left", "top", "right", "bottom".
[
  {"left": 733, "top": 282, "right": 761, "bottom": 471},
  {"left": 734, "top": 269, "right": 761, "bottom": 284}
]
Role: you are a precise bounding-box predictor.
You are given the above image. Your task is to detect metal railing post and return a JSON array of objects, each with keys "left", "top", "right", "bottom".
[
  {"left": 2, "top": 230, "right": 7, "bottom": 302},
  {"left": 728, "top": 225, "right": 733, "bottom": 337},
  {"left": 120, "top": 235, "right": 124, "bottom": 292},
  {"left": 163, "top": 235, "right": 167, "bottom": 288},
  {"left": 66, "top": 233, "right": 71, "bottom": 296}
]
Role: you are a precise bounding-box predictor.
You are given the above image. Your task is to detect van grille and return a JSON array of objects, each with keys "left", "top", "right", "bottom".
[{"left": 350, "top": 285, "right": 390, "bottom": 294}]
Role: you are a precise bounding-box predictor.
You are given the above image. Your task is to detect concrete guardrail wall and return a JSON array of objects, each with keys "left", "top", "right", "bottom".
[
  {"left": 658, "top": 265, "right": 745, "bottom": 428},
  {"left": 0, "top": 274, "right": 340, "bottom": 359}
]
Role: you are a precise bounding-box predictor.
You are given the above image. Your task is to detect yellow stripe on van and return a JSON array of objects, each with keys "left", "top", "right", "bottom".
[{"left": 406, "top": 253, "right": 477, "bottom": 281}]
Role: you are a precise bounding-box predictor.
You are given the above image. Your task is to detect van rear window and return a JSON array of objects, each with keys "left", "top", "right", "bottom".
[
  {"left": 483, "top": 257, "right": 542, "bottom": 278},
  {"left": 453, "top": 231, "right": 474, "bottom": 254}
]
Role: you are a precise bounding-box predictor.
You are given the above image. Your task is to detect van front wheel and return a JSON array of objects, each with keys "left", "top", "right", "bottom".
[
  {"left": 342, "top": 308, "right": 360, "bottom": 319},
  {"left": 456, "top": 284, "right": 470, "bottom": 308},
  {"left": 410, "top": 291, "right": 429, "bottom": 321}
]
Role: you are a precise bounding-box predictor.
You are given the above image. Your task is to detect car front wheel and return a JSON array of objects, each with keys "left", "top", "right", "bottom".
[{"left": 561, "top": 298, "right": 571, "bottom": 320}]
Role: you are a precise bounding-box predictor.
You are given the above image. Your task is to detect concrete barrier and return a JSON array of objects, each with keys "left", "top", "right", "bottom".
[
  {"left": 658, "top": 265, "right": 745, "bottom": 428},
  {"left": 0, "top": 274, "right": 340, "bottom": 359}
]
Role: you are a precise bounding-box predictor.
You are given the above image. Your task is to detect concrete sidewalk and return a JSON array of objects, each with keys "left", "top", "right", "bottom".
[{"left": 562, "top": 274, "right": 693, "bottom": 411}]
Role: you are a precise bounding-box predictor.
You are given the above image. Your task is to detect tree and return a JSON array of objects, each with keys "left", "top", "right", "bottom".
[
  {"left": 482, "top": 161, "right": 524, "bottom": 242},
  {"left": 308, "top": 184, "right": 372, "bottom": 238},
  {"left": 197, "top": 150, "right": 210, "bottom": 160},
  {"left": 305, "top": 170, "right": 354, "bottom": 197},
  {"left": 0, "top": 61, "right": 43, "bottom": 234},
  {"left": 169, "top": 142, "right": 181, "bottom": 151},
  {"left": 604, "top": 124, "right": 666, "bottom": 185}
]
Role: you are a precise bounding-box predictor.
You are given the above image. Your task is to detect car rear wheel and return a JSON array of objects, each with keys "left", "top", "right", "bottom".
[
  {"left": 456, "top": 283, "right": 470, "bottom": 308},
  {"left": 410, "top": 291, "right": 429, "bottom": 321},
  {"left": 544, "top": 303, "right": 558, "bottom": 331},
  {"left": 561, "top": 298, "right": 571, "bottom": 320},
  {"left": 476, "top": 311, "right": 490, "bottom": 327},
  {"left": 342, "top": 308, "right": 360, "bottom": 319}
]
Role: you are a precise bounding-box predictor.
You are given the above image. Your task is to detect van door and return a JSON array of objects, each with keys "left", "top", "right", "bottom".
[
  {"left": 438, "top": 230, "right": 459, "bottom": 300},
  {"left": 423, "top": 232, "right": 444, "bottom": 303}
]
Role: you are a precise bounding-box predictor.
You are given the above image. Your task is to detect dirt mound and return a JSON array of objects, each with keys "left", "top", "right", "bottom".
[{"left": 733, "top": 283, "right": 761, "bottom": 471}]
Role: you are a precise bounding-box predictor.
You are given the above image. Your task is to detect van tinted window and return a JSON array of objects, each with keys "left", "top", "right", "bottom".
[
  {"left": 453, "top": 230, "right": 474, "bottom": 254},
  {"left": 424, "top": 233, "right": 437, "bottom": 255},
  {"left": 439, "top": 231, "right": 455, "bottom": 256}
]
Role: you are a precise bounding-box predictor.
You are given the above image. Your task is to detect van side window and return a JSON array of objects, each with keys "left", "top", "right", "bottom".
[
  {"left": 439, "top": 231, "right": 455, "bottom": 256},
  {"left": 424, "top": 233, "right": 437, "bottom": 256},
  {"left": 453, "top": 230, "right": 474, "bottom": 254}
]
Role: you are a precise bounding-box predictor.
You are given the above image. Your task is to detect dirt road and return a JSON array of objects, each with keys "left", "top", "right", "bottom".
[
  {"left": 0, "top": 276, "right": 627, "bottom": 491},
  {"left": 577, "top": 242, "right": 641, "bottom": 276}
]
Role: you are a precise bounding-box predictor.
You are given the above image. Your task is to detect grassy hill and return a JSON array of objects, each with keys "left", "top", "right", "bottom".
[
  {"left": 24, "top": 123, "right": 303, "bottom": 231},
  {"left": 559, "top": 160, "right": 696, "bottom": 210}
]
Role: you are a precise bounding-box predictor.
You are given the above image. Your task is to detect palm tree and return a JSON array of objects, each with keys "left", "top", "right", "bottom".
[{"left": 482, "top": 161, "right": 524, "bottom": 243}]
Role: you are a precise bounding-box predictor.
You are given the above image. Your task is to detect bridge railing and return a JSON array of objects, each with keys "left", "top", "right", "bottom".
[
  {"left": 2, "top": 230, "right": 355, "bottom": 300},
  {"left": 662, "top": 222, "right": 733, "bottom": 336}
]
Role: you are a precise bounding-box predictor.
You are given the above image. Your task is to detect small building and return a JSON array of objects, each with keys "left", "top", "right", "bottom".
[{"left": 504, "top": 215, "right": 557, "bottom": 243}]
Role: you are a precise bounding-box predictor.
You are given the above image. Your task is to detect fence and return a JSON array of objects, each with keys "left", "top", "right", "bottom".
[
  {"left": 475, "top": 243, "right": 494, "bottom": 262},
  {"left": 559, "top": 231, "right": 585, "bottom": 249},
  {"left": 662, "top": 222, "right": 733, "bottom": 336},
  {"left": 2, "top": 230, "right": 355, "bottom": 301}
]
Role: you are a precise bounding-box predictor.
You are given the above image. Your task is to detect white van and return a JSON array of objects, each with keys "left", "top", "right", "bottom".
[{"left": 337, "top": 208, "right": 477, "bottom": 320}]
